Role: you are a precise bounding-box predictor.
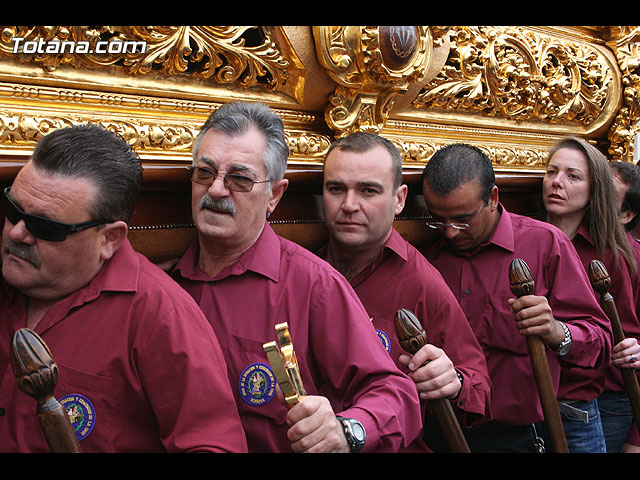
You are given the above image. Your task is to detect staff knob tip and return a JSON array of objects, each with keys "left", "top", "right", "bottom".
[
  {"left": 588, "top": 259, "right": 611, "bottom": 294},
  {"left": 509, "top": 258, "right": 535, "bottom": 297},
  {"left": 394, "top": 308, "right": 427, "bottom": 355},
  {"left": 10, "top": 328, "right": 58, "bottom": 399}
]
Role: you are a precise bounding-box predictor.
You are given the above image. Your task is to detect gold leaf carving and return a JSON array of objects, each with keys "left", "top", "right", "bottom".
[
  {"left": 0, "top": 109, "right": 198, "bottom": 152},
  {"left": 314, "top": 26, "right": 442, "bottom": 136},
  {"left": 413, "top": 26, "right": 615, "bottom": 127},
  {"left": 0, "top": 108, "right": 331, "bottom": 164},
  {"left": 389, "top": 137, "right": 546, "bottom": 170},
  {"left": 605, "top": 26, "right": 640, "bottom": 161},
  {"left": 0, "top": 26, "right": 304, "bottom": 102}
]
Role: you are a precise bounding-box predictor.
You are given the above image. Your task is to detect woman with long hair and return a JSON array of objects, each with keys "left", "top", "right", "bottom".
[{"left": 543, "top": 136, "right": 640, "bottom": 453}]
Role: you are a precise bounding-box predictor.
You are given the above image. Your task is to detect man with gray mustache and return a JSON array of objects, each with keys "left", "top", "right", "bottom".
[
  {"left": 170, "top": 101, "right": 423, "bottom": 453},
  {"left": 3, "top": 239, "right": 40, "bottom": 269},
  {"left": 201, "top": 194, "right": 236, "bottom": 216}
]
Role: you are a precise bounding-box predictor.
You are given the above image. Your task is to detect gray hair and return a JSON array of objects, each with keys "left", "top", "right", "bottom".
[{"left": 192, "top": 102, "right": 289, "bottom": 186}]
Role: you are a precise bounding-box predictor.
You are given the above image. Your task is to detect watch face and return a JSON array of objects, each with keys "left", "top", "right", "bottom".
[{"left": 352, "top": 422, "right": 365, "bottom": 441}]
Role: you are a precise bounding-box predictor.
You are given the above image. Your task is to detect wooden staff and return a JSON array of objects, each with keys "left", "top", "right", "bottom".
[
  {"left": 10, "top": 328, "right": 82, "bottom": 453},
  {"left": 589, "top": 259, "right": 640, "bottom": 433},
  {"left": 394, "top": 308, "right": 471, "bottom": 453},
  {"left": 509, "top": 258, "right": 568, "bottom": 453}
]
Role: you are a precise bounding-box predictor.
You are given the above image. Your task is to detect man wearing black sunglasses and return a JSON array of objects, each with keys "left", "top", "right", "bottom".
[
  {"left": 170, "top": 101, "right": 423, "bottom": 453},
  {"left": 0, "top": 124, "right": 247, "bottom": 453}
]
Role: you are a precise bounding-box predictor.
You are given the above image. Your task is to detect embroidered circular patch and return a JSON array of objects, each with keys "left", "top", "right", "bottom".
[
  {"left": 59, "top": 393, "right": 96, "bottom": 442},
  {"left": 239, "top": 362, "right": 276, "bottom": 406},
  {"left": 377, "top": 329, "right": 391, "bottom": 353}
]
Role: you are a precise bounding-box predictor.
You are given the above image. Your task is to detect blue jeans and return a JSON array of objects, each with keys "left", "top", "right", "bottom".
[
  {"left": 599, "top": 391, "right": 633, "bottom": 453},
  {"left": 558, "top": 399, "right": 606, "bottom": 453}
]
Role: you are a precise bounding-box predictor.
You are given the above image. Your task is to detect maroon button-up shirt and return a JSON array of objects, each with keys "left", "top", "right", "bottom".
[
  {"left": 318, "top": 228, "right": 492, "bottom": 431},
  {"left": 0, "top": 239, "right": 247, "bottom": 453},
  {"left": 172, "top": 222, "right": 423, "bottom": 453},
  {"left": 619, "top": 232, "right": 640, "bottom": 446},
  {"left": 421, "top": 205, "right": 612, "bottom": 426},
  {"left": 562, "top": 223, "right": 636, "bottom": 400}
]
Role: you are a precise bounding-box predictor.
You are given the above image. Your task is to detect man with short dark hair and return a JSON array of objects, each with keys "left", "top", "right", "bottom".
[
  {"left": 0, "top": 124, "right": 247, "bottom": 453},
  {"left": 420, "top": 143, "right": 612, "bottom": 452},
  {"left": 318, "top": 132, "right": 492, "bottom": 452},
  {"left": 611, "top": 161, "right": 640, "bottom": 233},
  {"left": 608, "top": 160, "right": 640, "bottom": 452}
]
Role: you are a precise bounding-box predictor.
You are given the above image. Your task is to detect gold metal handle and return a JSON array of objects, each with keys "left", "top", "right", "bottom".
[{"left": 263, "top": 322, "right": 306, "bottom": 407}]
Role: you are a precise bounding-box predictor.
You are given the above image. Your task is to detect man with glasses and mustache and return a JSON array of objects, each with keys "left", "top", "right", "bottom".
[
  {"left": 317, "top": 132, "right": 491, "bottom": 452},
  {"left": 419, "top": 143, "right": 612, "bottom": 453},
  {"left": 170, "top": 101, "right": 423, "bottom": 453},
  {"left": 0, "top": 124, "right": 247, "bottom": 453}
]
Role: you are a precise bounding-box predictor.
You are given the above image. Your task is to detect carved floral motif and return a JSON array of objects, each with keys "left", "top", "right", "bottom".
[
  {"left": 605, "top": 26, "right": 640, "bottom": 161},
  {"left": 0, "top": 26, "right": 303, "bottom": 101},
  {"left": 413, "top": 26, "right": 616, "bottom": 128}
]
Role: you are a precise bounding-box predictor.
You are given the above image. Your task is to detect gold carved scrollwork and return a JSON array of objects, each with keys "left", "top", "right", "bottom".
[
  {"left": 0, "top": 107, "right": 332, "bottom": 165},
  {"left": 313, "top": 26, "right": 448, "bottom": 137},
  {"left": 0, "top": 26, "right": 305, "bottom": 103},
  {"left": 605, "top": 26, "right": 640, "bottom": 161},
  {"left": 0, "top": 109, "right": 199, "bottom": 152},
  {"left": 413, "top": 26, "right": 617, "bottom": 129},
  {"left": 390, "top": 135, "right": 548, "bottom": 170}
]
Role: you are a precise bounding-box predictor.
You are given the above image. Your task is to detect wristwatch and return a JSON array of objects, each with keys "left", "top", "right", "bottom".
[
  {"left": 555, "top": 321, "right": 572, "bottom": 356},
  {"left": 336, "top": 416, "right": 366, "bottom": 453},
  {"left": 452, "top": 369, "right": 464, "bottom": 401}
]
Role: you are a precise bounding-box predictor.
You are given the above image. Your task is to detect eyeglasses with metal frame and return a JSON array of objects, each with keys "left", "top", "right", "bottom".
[
  {"left": 424, "top": 202, "right": 485, "bottom": 231},
  {"left": 188, "top": 166, "right": 271, "bottom": 192}
]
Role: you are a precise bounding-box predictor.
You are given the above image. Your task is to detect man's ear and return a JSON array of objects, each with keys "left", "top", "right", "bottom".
[
  {"left": 267, "top": 178, "right": 289, "bottom": 217},
  {"left": 394, "top": 184, "right": 408, "bottom": 216},
  {"left": 99, "top": 221, "right": 128, "bottom": 261},
  {"left": 488, "top": 185, "right": 499, "bottom": 211}
]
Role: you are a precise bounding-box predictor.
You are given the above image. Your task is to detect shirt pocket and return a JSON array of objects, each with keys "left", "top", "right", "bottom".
[
  {"left": 476, "top": 294, "right": 530, "bottom": 356},
  {"left": 54, "top": 362, "right": 124, "bottom": 451},
  {"left": 226, "top": 332, "right": 287, "bottom": 414}
]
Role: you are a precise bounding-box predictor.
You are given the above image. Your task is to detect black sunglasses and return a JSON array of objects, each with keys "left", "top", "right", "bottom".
[{"left": 2, "top": 187, "right": 114, "bottom": 242}]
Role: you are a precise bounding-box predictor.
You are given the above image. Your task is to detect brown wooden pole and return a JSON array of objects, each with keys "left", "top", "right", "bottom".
[
  {"left": 509, "top": 258, "right": 569, "bottom": 453},
  {"left": 10, "top": 328, "right": 82, "bottom": 453},
  {"left": 589, "top": 259, "right": 640, "bottom": 433},
  {"left": 394, "top": 308, "right": 471, "bottom": 453}
]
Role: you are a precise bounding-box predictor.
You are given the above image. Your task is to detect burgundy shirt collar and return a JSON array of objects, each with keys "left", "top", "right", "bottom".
[{"left": 174, "top": 221, "right": 281, "bottom": 283}]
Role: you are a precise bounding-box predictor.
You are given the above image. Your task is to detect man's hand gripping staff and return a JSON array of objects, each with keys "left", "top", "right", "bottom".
[
  {"left": 394, "top": 308, "right": 471, "bottom": 453},
  {"left": 509, "top": 258, "right": 569, "bottom": 453},
  {"left": 263, "top": 323, "right": 355, "bottom": 453},
  {"left": 589, "top": 259, "right": 640, "bottom": 434}
]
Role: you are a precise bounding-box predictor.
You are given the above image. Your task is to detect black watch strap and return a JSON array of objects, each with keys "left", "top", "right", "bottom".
[{"left": 336, "top": 416, "right": 366, "bottom": 453}]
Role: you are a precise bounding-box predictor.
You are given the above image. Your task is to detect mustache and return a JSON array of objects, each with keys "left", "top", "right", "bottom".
[
  {"left": 3, "top": 239, "right": 41, "bottom": 269},
  {"left": 200, "top": 194, "right": 236, "bottom": 217}
]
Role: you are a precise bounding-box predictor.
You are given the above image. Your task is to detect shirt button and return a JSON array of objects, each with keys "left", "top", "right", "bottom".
[
  {"left": 0, "top": 407, "right": 6, "bottom": 416},
  {"left": 464, "top": 288, "right": 471, "bottom": 294}
]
